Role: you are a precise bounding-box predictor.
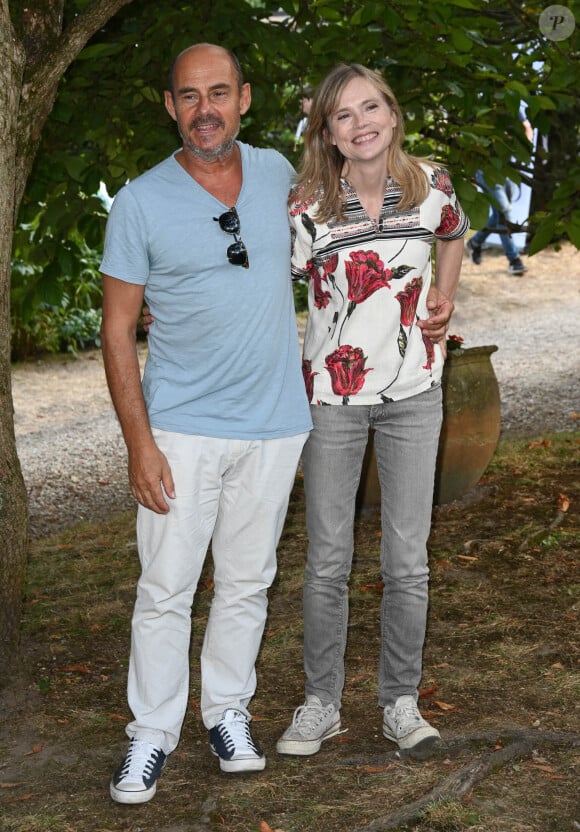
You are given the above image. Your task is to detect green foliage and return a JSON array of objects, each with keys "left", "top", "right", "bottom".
[
  {"left": 11, "top": 194, "right": 105, "bottom": 358},
  {"left": 10, "top": 0, "right": 580, "bottom": 355},
  {"left": 292, "top": 279, "right": 309, "bottom": 313}
]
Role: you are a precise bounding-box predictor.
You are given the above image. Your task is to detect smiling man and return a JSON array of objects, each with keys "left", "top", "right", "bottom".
[{"left": 100, "top": 43, "right": 311, "bottom": 803}]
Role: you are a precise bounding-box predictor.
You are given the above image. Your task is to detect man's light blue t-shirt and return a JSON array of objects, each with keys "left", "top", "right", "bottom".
[{"left": 100, "top": 142, "right": 311, "bottom": 440}]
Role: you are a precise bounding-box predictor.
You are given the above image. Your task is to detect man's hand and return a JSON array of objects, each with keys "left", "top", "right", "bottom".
[{"left": 128, "top": 442, "right": 176, "bottom": 514}]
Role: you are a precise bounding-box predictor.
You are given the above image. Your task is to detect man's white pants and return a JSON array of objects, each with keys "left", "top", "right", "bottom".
[{"left": 125, "top": 428, "right": 308, "bottom": 754}]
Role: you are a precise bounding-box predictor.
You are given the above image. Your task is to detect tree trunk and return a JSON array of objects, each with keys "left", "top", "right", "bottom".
[
  {"left": 0, "top": 0, "right": 135, "bottom": 682},
  {"left": 0, "top": 12, "right": 29, "bottom": 677}
]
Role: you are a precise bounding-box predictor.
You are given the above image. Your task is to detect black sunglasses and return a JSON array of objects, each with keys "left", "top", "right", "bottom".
[{"left": 213, "top": 207, "right": 250, "bottom": 269}]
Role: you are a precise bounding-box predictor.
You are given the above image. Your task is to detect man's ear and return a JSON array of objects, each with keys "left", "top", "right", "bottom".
[
  {"left": 239, "top": 82, "right": 252, "bottom": 116},
  {"left": 164, "top": 90, "right": 177, "bottom": 122}
]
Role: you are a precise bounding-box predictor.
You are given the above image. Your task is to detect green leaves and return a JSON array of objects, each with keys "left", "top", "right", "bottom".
[{"left": 10, "top": 0, "right": 579, "bottom": 356}]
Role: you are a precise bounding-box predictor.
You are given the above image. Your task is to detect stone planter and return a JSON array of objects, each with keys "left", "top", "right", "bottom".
[
  {"left": 356, "top": 345, "right": 501, "bottom": 510},
  {"left": 434, "top": 345, "right": 501, "bottom": 504}
]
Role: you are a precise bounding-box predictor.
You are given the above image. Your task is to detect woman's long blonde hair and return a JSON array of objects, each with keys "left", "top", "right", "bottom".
[{"left": 295, "top": 63, "right": 432, "bottom": 223}]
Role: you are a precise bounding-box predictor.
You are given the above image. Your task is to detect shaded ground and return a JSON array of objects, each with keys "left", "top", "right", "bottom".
[{"left": 0, "top": 432, "right": 578, "bottom": 832}]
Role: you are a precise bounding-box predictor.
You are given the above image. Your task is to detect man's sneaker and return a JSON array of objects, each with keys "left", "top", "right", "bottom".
[
  {"left": 110, "top": 738, "right": 166, "bottom": 804},
  {"left": 209, "top": 708, "right": 266, "bottom": 773},
  {"left": 508, "top": 257, "right": 528, "bottom": 276},
  {"left": 383, "top": 695, "right": 440, "bottom": 752},
  {"left": 276, "top": 695, "right": 341, "bottom": 755},
  {"left": 465, "top": 237, "right": 482, "bottom": 265}
]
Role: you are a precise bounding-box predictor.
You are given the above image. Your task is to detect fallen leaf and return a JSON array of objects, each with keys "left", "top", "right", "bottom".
[
  {"left": 564, "top": 613, "right": 578, "bottom": 621},
  {"left": 0, "top": 782, "right": 27, "bottom": 789},
  {"left": 97, "top": 479, "right": 110, "bottom": 486},
  {"left": 528, "top": 439, "right": 551, "bottom": 448},
  {"left": 260, "top": 822, "right": 274, "bottom": 832},
  {"left": 57, "top": 665, "right": 91, "bottom": 674},
  {"left": 551, "top": 662, "right": 565, "bottom": 669},
  {"left": 433, "top": 700, "right": 457, "bottom": 711},
  {"left": 557, "top": 492, "right": 570, "bottom": 512},
  {"left": 360, "top": 581, "right": 384, "bottom": 594},
  {"left": 349, "top": 673, "right": 372, "bottom": 685},
  {"left": 419, "top": 683, "right": 440, "bottom": 699},
  {"left": 527, "top": 763, "right": 556, "bottom": 773},
  {"left": 358, "top": 764, "right": 397, "bottom": 773},
  {"left": 4, "top": 793, "right": 41, "bottom": 802},
  {"left": 457, "top": 554, "right": 478, "bottom": 561}
]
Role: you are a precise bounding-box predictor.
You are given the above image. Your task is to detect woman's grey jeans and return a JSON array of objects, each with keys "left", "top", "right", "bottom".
[{"left": 301, "top": 384, "right": 443, "bottom": 710}]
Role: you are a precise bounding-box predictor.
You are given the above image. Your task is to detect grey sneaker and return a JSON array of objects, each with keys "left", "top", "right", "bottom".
[
  {"left": 276, "top": 695, "right": 341, "bottom": 755},
  {"left": 508, "top": 257, "right": 528, "bottom": 276},
  {"left": 383, "top": 695, "right": 440, "bottom": 751},
  {"left": 209, "top": 708, "right": 265, "bottom": 773},
  {"left": 110, "top": 738, "right": 166, "bottom": 804}
]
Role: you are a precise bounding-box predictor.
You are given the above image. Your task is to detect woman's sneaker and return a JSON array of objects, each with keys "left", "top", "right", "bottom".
[
  {"left": 276, "top": 695, "right": 341, "bottom": 755},
  {"left": 110, "top": 738, "right": 166, "bottom": 804},
  {"left": 383, "top": 695, "right": 440, "bottom": 751},
  {"left": 209, "top": 708, "right": 266, "bottom": 773}
]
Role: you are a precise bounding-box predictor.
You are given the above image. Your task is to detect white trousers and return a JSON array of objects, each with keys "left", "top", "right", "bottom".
[{"left": 125, "top": 428, "right": 308, "bottom": 754}]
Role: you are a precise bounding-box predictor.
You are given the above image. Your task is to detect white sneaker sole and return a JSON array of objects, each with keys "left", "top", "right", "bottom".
[
  {"left": 110, "top": 780, "right": 157, "bottom": 804},
  {"left": 382, "top": 724, "right": 440, "bottom": 751},
  {"left": 216, "top": 754, "right": 266, "bottom": 773},
  {"left": 276, "top": 718, "right": 342, "bottom": 756}
]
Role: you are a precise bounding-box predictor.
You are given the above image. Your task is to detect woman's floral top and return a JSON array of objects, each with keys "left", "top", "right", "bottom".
[{"left": 290, "top": 164, "right": 469, "bottom": 406}]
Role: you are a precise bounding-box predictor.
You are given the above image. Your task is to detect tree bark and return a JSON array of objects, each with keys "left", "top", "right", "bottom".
[{"left": 0, "top": 0, "right": 135, "bottom": 681}]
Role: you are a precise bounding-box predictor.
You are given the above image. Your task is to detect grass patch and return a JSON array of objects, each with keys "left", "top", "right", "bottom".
[{"left": 1, "top": 434, "right": 579, "bottom": 832}]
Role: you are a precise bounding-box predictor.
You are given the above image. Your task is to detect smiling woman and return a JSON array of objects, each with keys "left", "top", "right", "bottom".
[{"left": 276, "top": 61, "right": 469, "bottom": 758}]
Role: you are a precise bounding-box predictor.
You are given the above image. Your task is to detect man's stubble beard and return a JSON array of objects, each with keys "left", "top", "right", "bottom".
[{"left": 180, "top": 119, "right": 240, "bottom": 163}]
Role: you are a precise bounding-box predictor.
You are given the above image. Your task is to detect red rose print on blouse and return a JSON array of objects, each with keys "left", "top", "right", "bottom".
[
  {"left": 421, "top": 329, "right": 435, "bottom": 370},
  {"left": 289, "top": 186, "right": 316, "bottom": 217},
  {"left": 436, "top": 204, "right": 461, "bottom": 236},
  {"left": 431, "top": 168, "right": 454, "bottom": 197},
  {"left": 322, "top": 253, "right": 339, "bottom": 277},
  {"left": 338, "top": 250, "right": 392, "bottom": 342},
  {"left": 345, "top": 250, "right": 392, "bottom": 306},
  {"left": 325, "top": 344, "right": 373, "bottom": 404},
  {"left": 395, "top": 276, "right": 424, "bottom": 327},
  {"left": 302, "top": 359, "right": 319, "bottom": 403},
  {"left": 307, "top": 260, "right": 332, "bottom": 309}
]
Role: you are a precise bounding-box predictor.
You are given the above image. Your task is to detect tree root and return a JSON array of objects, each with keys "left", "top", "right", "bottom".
[{"left": 344, "top": 729, "right": 580, "bottom": 832}]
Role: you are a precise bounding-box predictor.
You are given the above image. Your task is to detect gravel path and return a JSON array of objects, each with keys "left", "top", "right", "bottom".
[{"left": 13, "top": 244, "right": 580, "bottom": 539}]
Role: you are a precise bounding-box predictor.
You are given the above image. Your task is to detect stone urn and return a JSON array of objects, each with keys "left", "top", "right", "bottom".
[
  {"left": 433, "top": 344, "right": 501, "bottom": 504},
  {"left": 356, "top": 345, "right": 501, "bottom": 510}
]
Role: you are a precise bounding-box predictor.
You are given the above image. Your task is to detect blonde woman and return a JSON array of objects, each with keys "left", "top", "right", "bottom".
[{"left": 277, "top": 63, "right": 468, "bottom": 756}]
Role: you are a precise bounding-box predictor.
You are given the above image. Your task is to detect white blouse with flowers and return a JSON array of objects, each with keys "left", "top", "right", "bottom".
[{"left": 290, "top": 164, "right": 469, "bottom": 406}]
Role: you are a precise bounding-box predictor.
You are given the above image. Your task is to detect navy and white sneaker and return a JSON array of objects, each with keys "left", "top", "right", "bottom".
[
  {"left": 209, "top": 708, "right": 266, "bottom": 773},
  {"left": 110, "top": 738, "right": 166, "bottom": 804}
]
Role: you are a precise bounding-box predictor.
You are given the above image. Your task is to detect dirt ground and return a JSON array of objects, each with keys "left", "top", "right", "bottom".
[{"left": 1, "top": 242, "right": 579, "bottom": 832}]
